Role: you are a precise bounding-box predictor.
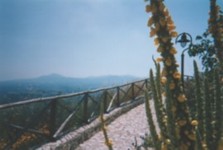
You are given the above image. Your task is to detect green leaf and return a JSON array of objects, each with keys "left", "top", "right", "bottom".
[{"left": 196, "top": 35, "right": 202, "bottom": 40}]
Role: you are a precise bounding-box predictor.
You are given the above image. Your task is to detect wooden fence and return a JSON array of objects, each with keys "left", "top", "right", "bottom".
[{"left": 0, "top": 78, "right": 150, "bottom": 150}]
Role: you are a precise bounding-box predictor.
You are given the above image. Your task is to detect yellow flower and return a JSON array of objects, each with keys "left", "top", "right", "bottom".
[
  {"left": 163, "top": 8, "right": 169, "bottom": 16},
  {"left": 157, "top": 45, "right": 164, "bottom": 53},
  {"left": 177, "top": 119, "right": 187, "bottom": 126},
  {"left": 162, "top": 92, "right": 166, "bottom": 97},
  {"left": 158, "top": 134, "right": 162, "bottom": 140},
  {"left": 155, "top": 23, "right": 160, "bottom": 31},
  {"left": 145, "top": 5, "right": 152, "bottom": 13},
  {"left": 150, "top": 27, "right": 156, "bottom": 37},
  {"left": 161, "top": 68, "right": 167, "bottom": 76},
  {"left": 151, "top": 4, "right": 157, "bottom": 13},
  {"left": 202, "top": 143, "right": 207, "bottom": 149},
  {"left": 147, "top": 17, "right": 154, "bottom": 27},
  {"left": 170, "top": 47, "right": 177, "bottom": 55},
  {"left": 218, "top": 138, "right": 223, "bottom": 150},
  {"left": 184, "top": 130, "right": 189, "bottom": 135},
  {"left": 156, "top": 57, "right": 163, "bottom": 63},
  {"left": 162, "top": 36, "right": 169, "bottom": 43},
  {"left": 159, "top": 17, "right": 166, "bottom": 27},
  {"left": 167, "top": 16, "right": 174, "bottom": 25},
  {"left": 161, "top": 76, "right": 167, "bottom": 84},
  {"left": 159, "top": 3, "right": 165, "bottom": 11},
  {"left": 177, "top": 94, "right": 187, "bottom": 103},
  {"left": 169, "top": 82, "right": 175, "bottom": 90},
  {"left": 180, "top": 143, "right": 189, "bottom": 149},
  {"left": 165, "top": 58, "right": 172, "bottom": 66},
  {"left": 154, "top": 38, "right": 159, "bottom": 46},
  {"left": 105, "top": 139, "right": 113, "bottom": 146},
  {"left": 165, "top": 139, "right": 171, "bottom": 145},
  {"left": 173, "top": 71, "right": 181, "bottom": 79},
  {"left": 171, "top": 106, "right": 176, "bottom": 112},
  {"left": 191, "top": 120, "right": 199, "bottom": 126},
  {"left": 161, "top": 143, "right": 167, "bottom": 150},
  {"left": 163, "top": 118, "right": 167, "bottom": 124},
  {"left": 188, "top": 133, "right": 196, "bottom": 141},
  {"left": 170, "top": 31, "right": 178, "bottom": 37},
  {"left": 168, "top": 24, "right": 176, "bottom": 31}
]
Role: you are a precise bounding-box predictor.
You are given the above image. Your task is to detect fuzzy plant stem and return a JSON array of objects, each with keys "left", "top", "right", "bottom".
[
  {"left": 204, "top": 76, "right": 213, "bottom": 149},
  {"left": 193, "top": 61, "right": 204, "bottom": 149},
  {"left": 150, "top": 69, "right": 168, "bottom": 140},
  {"left": 214, "top": 69, "right": 222, "bottom": 149},
  {"left": 100, "top": 102, "right": 113, "bottom": 150},
  {"left": 155, "top": 64, "right": 166, "bottom": 114},
  {"left": 145, "top": 89, "right": 161, "bottom": 150}
]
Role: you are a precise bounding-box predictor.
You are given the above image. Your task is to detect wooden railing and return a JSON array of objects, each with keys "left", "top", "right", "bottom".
[{"left": 0, "top": 78, "right": 150, "bottom": 150}]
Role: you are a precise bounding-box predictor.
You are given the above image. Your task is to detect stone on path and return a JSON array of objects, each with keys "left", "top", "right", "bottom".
[{"left": 76, "top": 103, "right": 155, "bottom": 150}]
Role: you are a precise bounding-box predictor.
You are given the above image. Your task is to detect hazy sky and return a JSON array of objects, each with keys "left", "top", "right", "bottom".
[{"left": 0, "top": 0, "right": 222, "bottom": 81}]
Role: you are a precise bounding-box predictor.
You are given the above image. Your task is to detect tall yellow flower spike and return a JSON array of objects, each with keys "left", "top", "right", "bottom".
[{"left": 145, "top": 0, "right": 195, "bottom": 148}]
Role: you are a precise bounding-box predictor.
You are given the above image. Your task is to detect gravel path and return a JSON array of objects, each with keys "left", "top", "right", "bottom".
[{"left": 76, "top": 103, "right": 156, "bottom": 150}]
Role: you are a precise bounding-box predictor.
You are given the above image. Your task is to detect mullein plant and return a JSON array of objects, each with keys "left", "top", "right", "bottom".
[
  {"left": 145, "top": 0, "right": 198, "bottom": 149},
  {"left": 100, "top": 102, "right": 113, "bottom": 150},
  {"left": 208, "top": 0, "right": 223, "bottom": 148},
  {"left": 209, "top": 0, "right": 223, "bottom": 68},
  {"left": 145, "top": 91, "right": 162, "bottom": 150},
  {"left": 193, "top": 61, "right": 223, "bottom": 150},
  {"left": 193, "top": 61, "right": 206, "bottom": 150}
]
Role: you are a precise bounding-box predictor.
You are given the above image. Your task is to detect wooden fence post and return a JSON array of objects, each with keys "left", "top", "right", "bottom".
[
  {"left": 131, "top": 83, "right": 135, "bottom": 100},
  {"left": 103, "top": 91, "right": 108, "bottom": 113},
  {"left": 116, "top": 87, "right": 120, "bottom": 107},
  {"left": 49, "top": 99, "right": 57, "bottom": 141},
  {"left": 83, "top": 93, "right": 89, "bottom": 124}
]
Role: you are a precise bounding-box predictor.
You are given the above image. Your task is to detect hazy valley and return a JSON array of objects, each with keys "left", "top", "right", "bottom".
[{"left": 0, "top": 74, "right": 139, "bottom": 104}]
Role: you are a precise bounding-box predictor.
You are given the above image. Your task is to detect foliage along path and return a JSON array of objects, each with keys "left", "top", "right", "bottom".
[{"left": 76, "top": 102, "right": 157, "bottom": 150}]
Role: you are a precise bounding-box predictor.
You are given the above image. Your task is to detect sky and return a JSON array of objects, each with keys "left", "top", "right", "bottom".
[{"left": 0, "top": 0, "right": 222, "bottom": 81}]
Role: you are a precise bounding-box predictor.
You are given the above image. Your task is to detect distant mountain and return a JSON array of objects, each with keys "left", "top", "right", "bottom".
[{"left": 0, "top": 74, "right": 140, "bottom": 104}]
